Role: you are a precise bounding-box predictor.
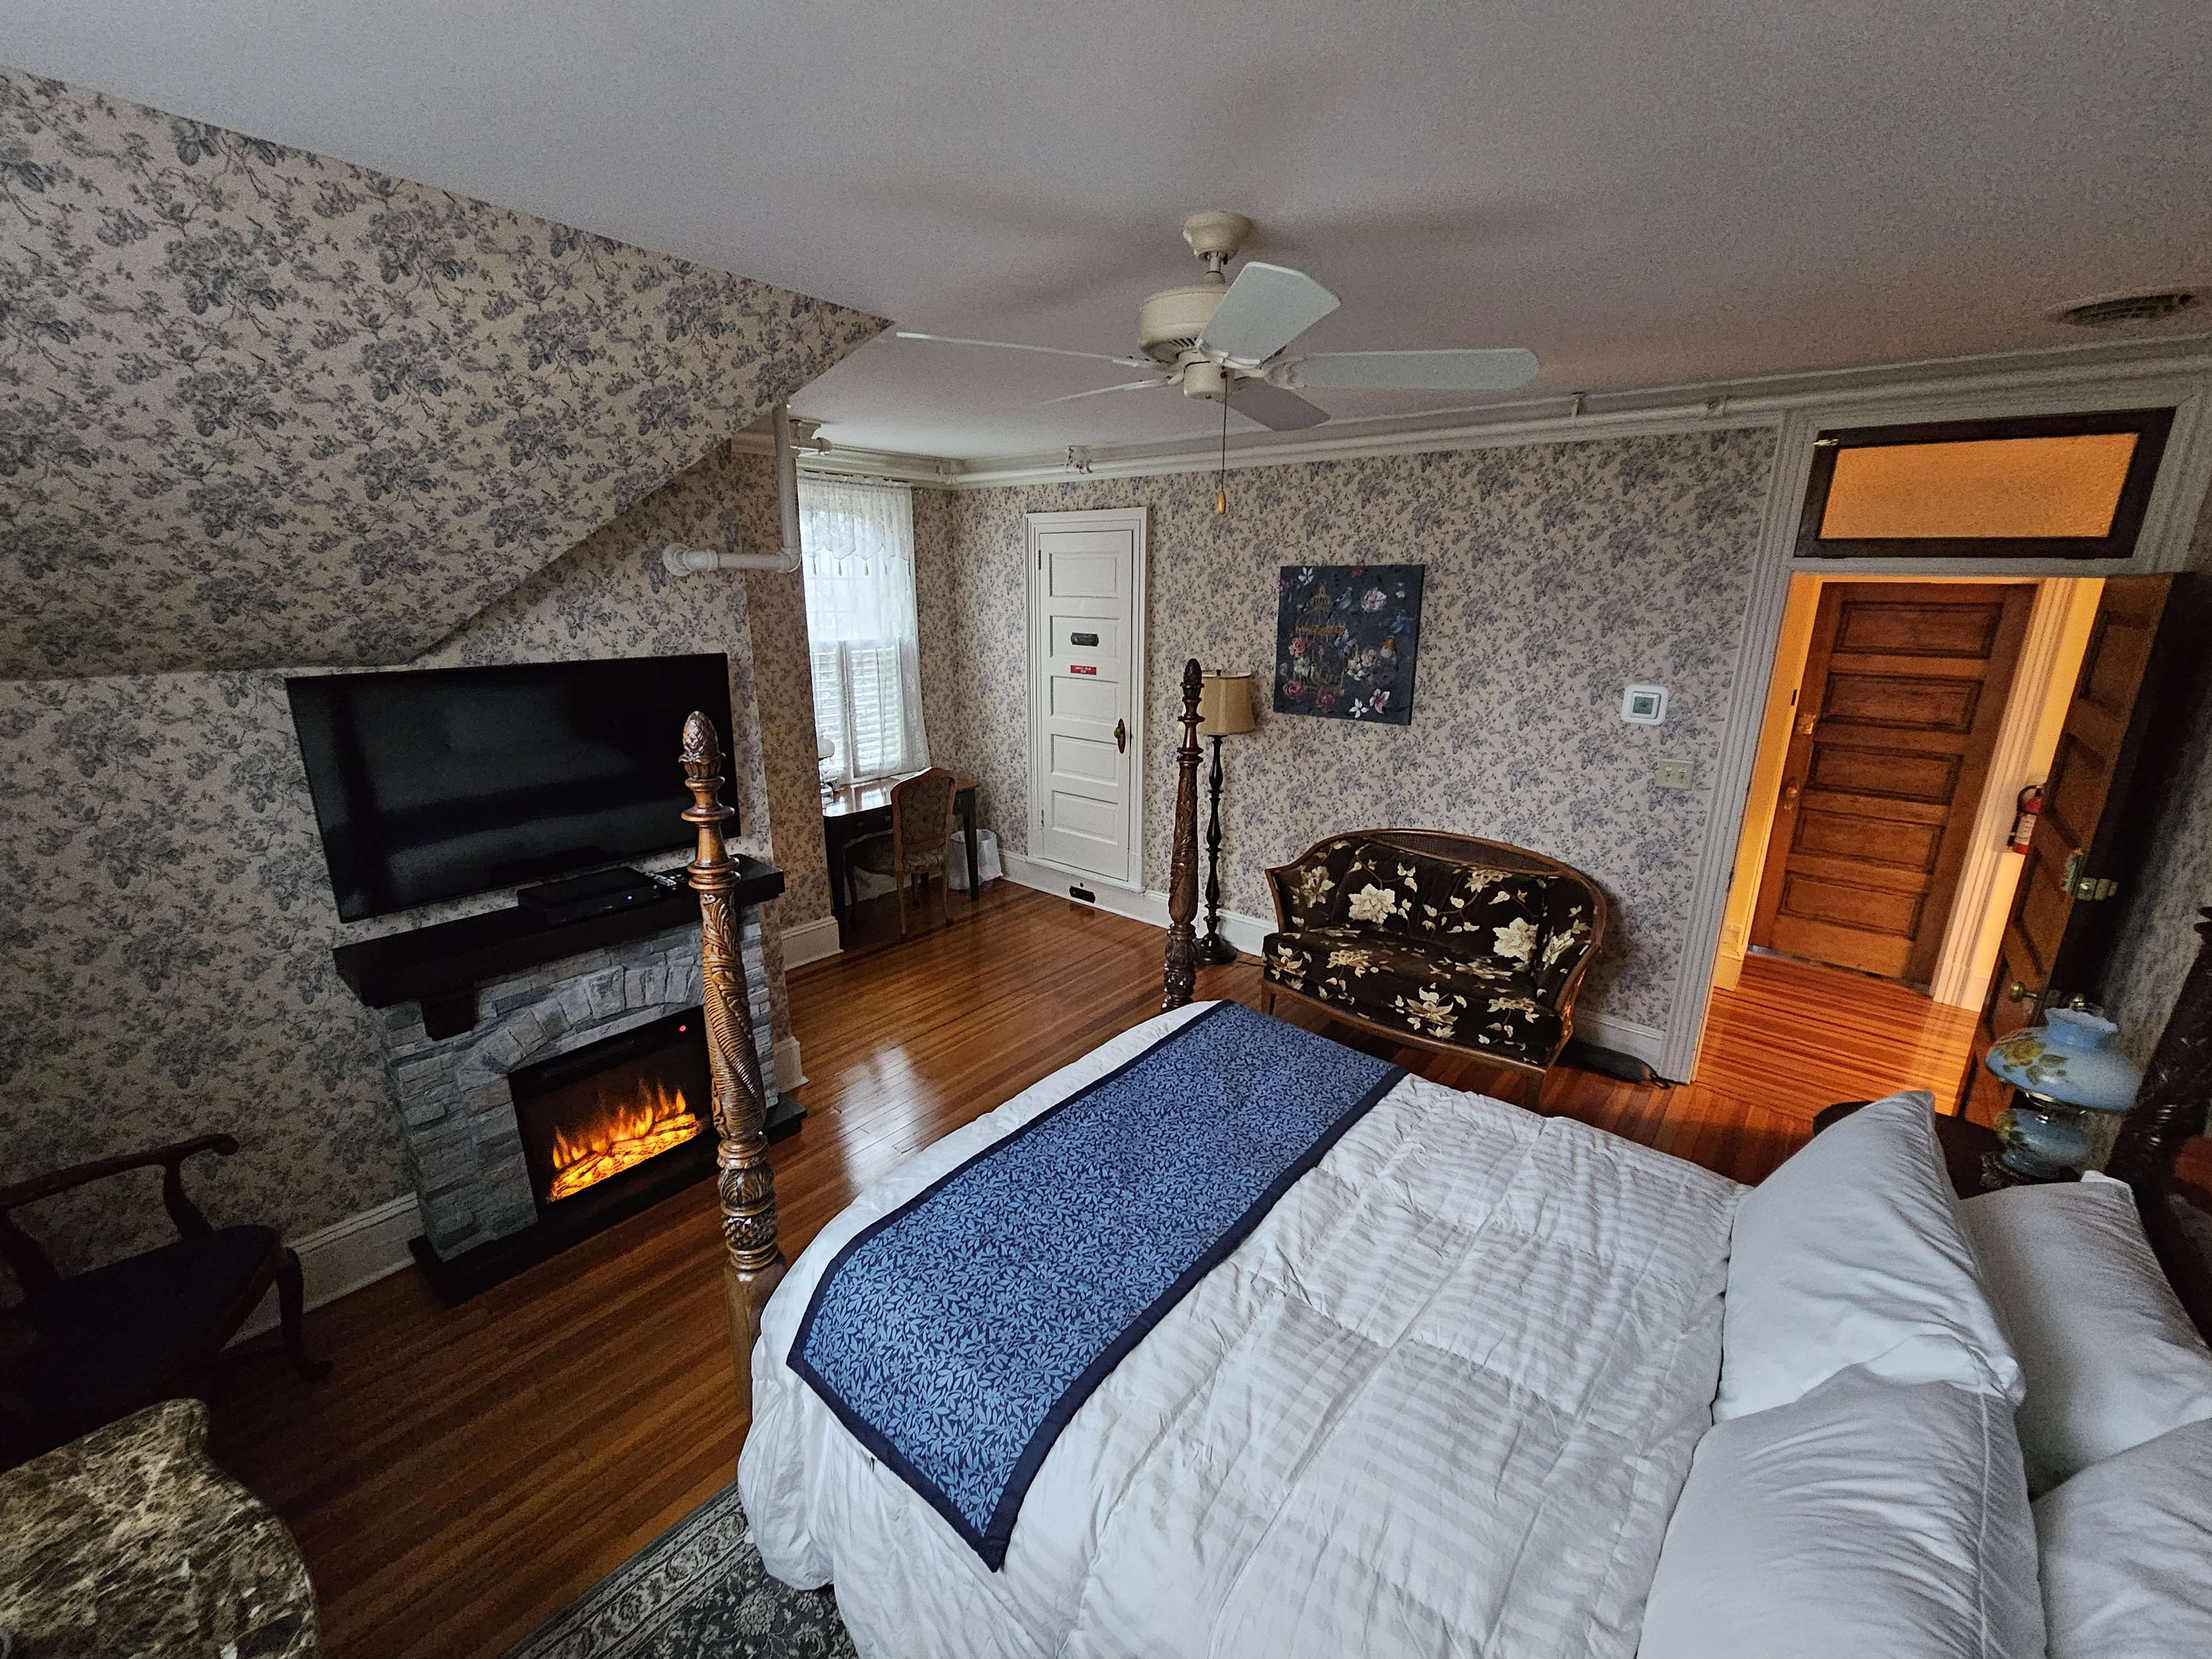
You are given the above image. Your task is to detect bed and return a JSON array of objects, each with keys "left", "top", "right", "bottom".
[{"left": 670, "top": 669, "right": 2212, "bottom": 1659}]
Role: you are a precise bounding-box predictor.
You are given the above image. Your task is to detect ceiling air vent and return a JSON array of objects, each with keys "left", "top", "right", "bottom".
[{"left": 2048, "top": 290, "right": 2199, "bottom": 329}]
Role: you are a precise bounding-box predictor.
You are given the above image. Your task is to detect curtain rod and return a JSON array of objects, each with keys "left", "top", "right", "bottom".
[{"left": 796, "top": 466, "right": 912, "bottom": 492}]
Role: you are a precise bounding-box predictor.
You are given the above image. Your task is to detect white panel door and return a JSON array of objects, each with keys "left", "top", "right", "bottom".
[{"left": 1027, "top": 509, "right": 1145, "bottom": 887}]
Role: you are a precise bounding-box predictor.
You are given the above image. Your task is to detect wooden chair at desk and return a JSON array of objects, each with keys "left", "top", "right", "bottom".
[{"left": 846, "top": 766, "right": 958, "bottom": 938}]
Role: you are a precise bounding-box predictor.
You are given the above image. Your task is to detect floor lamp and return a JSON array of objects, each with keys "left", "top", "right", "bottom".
[{"left": 1195, "top": 671, "right": 1256, "bottom": 964}]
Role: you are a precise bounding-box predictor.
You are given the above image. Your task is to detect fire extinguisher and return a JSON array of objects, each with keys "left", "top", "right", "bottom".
[{"left": 2009, "top": 784, "right": 2043, "bottom": 854}]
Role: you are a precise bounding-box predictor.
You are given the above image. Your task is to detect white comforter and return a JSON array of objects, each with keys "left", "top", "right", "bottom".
[{"left": 742, "top": 1004, "right": 1742, "bottom": 1659}]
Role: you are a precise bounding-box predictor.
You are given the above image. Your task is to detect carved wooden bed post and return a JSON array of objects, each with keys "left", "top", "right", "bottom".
[
  {"left": 1162, "top": 659, "right": 1206, "bottom": 1011},
  {"left": 680, "top": 712, "right": 786, "bottom": 1420}
]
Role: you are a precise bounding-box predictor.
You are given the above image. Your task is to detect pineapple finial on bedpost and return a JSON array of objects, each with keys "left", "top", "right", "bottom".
[
  {"left": 681, "top": 710, "right": 786, "bottom": 1422},
  {"left": 1163, "top": 658, "right": 1206, "bottom": 1011}
]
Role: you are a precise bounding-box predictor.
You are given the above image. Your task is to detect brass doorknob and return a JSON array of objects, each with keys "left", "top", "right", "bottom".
[
  {"left": 2007, "top": 980, "right": 2034, "bottom": 1003},
  {"left": 1114, "top": 718, "right": 1128, "bottom": 754},
  {"left": 1781, "top": 783, "right": 1801, "bottom": 809}
]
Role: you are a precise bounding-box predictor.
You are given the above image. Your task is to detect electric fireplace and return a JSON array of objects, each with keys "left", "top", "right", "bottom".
[{"left": 510, "top": 1007, "right": 714, "bottom": 1216}]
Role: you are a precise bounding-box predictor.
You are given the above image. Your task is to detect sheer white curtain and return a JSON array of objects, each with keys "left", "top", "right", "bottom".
[{"left": 800, "top": 476, "right": 929, "bottom": 786}]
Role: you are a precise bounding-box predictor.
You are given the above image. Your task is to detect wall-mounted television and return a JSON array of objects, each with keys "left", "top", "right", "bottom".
[{"left": 288, "top": 653, "right": 734, "bottom": 922}]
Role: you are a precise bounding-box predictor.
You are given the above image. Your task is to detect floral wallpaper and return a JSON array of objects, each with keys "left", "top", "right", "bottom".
[
  {"left": 2105, "top": 484, "right": 2212, "bottom": 1069},
  {"left": 914, "top": 428, "right": 1779, "bottom": 1036},
  {"left": 0, "top": 66, "right": 885, "bottom": 680},
  {"left": 742, "top": 545, "right": 834, "bottom": 929},
  {"left": 0, "top": 443, "right": 795, "bottom": 1279}
]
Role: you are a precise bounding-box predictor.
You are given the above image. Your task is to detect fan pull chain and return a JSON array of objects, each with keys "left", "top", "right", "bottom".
[{"left": 1214, "top": 386, "right": 1229, "bottom": 516}]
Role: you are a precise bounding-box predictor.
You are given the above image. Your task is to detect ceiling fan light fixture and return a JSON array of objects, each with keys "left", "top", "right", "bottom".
[{"left": 1138, "top": 280, "right": 1229, "bottom": 362}]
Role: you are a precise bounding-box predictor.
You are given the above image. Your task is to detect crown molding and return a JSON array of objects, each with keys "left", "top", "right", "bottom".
[{"left": 861, "top": 332, "right": 2212, "bottom": 490}]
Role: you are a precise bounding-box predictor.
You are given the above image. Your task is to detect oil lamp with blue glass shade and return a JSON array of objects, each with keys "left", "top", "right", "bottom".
[{"left": 1983, "top": 1008, "right": 2144, "bottom": 1181}]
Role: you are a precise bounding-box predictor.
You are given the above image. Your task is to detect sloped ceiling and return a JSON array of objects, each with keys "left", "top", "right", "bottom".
[{"left": 0, "top": 68, "right": 887, "bottom": 680}]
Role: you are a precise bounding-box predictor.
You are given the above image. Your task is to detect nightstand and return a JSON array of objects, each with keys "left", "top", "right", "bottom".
[{"left": 1812, "top": 1100, "right": 2072, "bottom": 1200}]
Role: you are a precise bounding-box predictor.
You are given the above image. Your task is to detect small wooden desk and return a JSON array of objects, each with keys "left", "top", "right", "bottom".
[{"left": 821, "top": 773, "right": 982, "bottom": 947}]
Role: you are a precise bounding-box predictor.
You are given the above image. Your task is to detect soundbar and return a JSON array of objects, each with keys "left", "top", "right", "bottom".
[{"left": 516, "top": 866, "right": 677, "bottom": 927}]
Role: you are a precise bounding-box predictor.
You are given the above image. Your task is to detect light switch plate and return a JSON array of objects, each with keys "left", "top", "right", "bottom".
[{"left": 1653, "top": 759, "right": 1694, "bottom": 791}]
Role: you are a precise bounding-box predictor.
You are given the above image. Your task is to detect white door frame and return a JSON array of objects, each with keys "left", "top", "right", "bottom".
[
  {"left": 1024, "top": 507, "right": 1149, "bottom": 891},
  {"left": 1663, "top": 364, "right": 2212, "bottom": 1081}
]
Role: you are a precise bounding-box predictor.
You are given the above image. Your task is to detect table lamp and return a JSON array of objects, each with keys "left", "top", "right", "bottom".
[
  {"left": 1194, "top": 671, "right": 1257, "bottom": 964},
  {"left": 1983, "top": 1007, "right": 2143, "bottom": 1181}
]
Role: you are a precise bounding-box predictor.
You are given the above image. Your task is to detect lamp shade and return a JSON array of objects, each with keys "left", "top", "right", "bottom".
[
  {"left": 1197, "top": 671, "right": 1258, "bottom": 736},
  {"left": 1983, "top": 1008, "right": 2142, "bottom": 1112}
]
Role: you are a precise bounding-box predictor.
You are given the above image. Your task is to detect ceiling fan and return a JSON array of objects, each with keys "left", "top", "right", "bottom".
[{"left": 896, "top": 210, "right": 1540, "bottom": 432}]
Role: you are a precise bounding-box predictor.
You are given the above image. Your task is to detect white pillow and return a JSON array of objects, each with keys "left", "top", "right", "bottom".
[
  {"left": 1717, "top": 1090, "right": 2021, "bottom": 1420},
  {"left": 1640, "top": 1365, "right": 2044, "bottom": 1659},
  {"left": 2036, "top": 1416, "right": 2212, "bottom": 1658},
  {"left": 1960, "top": 1171, "right": 2212, "bottom": 1493}
]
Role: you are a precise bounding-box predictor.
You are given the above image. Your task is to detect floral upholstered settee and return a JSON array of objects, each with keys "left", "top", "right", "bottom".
[{"left": 1259, "top": 830, "right": 1608, "bottom": 1102}]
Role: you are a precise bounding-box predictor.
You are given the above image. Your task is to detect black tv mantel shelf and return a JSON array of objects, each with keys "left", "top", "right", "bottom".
[{"left": 332, "top": 856, "right": 785, "bottom": 1038}]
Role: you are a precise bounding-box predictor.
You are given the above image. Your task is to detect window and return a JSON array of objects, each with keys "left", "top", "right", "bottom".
[
  {"left": 1795, "top": 408, "right": 2173, "bottom": 561},
  {"left": 800, "top": 476, "right": 928, "bottom": 786}
]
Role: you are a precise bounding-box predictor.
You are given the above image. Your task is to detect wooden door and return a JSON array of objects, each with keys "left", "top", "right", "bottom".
[
  {"left": 1963, "top": 576, "right": 2176, "bottom": 1117},
  {"left": 1750, "top": 582, "right": 2034, "bottom": 984},
  {"left": 1027, "top": 508, "right": 1145, "bottom": 886}
]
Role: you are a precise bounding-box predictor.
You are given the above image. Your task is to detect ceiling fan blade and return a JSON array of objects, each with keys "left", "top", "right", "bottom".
[
  {"left": 894, "top": 331, "right": 1151, "bottom": 368},
  {"left": 1195, "top": 263, "right": 1340, "bottom": 363},
  {"left": 1039, "top": 379, "right": 1173, "bottom": 405},
  {"left": 1229, "top": 380, "right": 1329, "bottom": 432},
  {"left": 1291, "top": 348, "right": 1541, "bottom": 392}
]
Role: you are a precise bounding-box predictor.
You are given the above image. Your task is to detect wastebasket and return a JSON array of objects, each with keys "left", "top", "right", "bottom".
[{"left": 947, "top": 827, "right": 1001, "bottom": 891}]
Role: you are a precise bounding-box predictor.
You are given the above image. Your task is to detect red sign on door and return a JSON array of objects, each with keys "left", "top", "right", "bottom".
[{"left": 1069, "top": 664, "right": 1098, "bottom": 675}]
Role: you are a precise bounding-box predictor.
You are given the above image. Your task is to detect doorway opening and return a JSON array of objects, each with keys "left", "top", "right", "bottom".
[{"left": 1712, "top": 574, "right": 2105, "bottom": 1068}]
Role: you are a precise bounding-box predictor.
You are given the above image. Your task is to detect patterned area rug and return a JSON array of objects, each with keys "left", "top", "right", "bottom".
[{"left": 500, "top": 1483, "right": 856, "bottom": 1658}]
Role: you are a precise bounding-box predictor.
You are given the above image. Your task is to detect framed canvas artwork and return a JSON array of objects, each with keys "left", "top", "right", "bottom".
[{"left": 1272, "top": 564, "right": 1425, "bottom": 724}]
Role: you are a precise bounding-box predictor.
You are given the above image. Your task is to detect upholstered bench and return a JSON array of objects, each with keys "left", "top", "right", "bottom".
[{"left": 1259, "top": 830, "right": 1607, "bottom": 1105}]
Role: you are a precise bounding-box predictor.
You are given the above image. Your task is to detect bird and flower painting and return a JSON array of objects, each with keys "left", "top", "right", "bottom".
[{"left": 1272, "top": 564, "right": 1425, "bottom": 726}]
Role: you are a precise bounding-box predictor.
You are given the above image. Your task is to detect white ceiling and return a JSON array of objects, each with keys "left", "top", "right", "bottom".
[{"left": 7, "top": 1, "right": 2207, "bottom": 461}]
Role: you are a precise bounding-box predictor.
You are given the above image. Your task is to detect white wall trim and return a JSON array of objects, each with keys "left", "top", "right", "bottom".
[
  {"left": 1657, "top": 411, "right": 1818, "bottom": 1081},
  {"left": 1001, "top": 848, "right": 1267, "bottom": 946},
  {"left": 759, "top": 340, "right": 2212, "bottom": 494},
  {"left": 234, "top": 1192, "right": 420, "bottom": 1341},
  {"left": 945, "top": 341, "right": 2212, "bottom": 489},
  {"left": 1573, "top": 1015, "right": 1670, "bottom": 1072},
  {"left": 779, "top": 914, "right": 843, "bottom": 970},
  {"left": 775, "top": 1032, "right": 807, "bottom": 1093},
  {"left": 1000, "top": 852, "right": 1666, "bottom": 1070}
]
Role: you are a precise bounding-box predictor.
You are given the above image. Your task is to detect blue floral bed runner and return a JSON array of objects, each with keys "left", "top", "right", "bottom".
[{"left": 789, "top": 1001, "right": 1404, "bottom": 1568}]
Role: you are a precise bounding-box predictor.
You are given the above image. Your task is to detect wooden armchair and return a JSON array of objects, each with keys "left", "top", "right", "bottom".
[
  {"left": 0, "top": 1134, "right": 329, "bottom": 1468},
  {"left": 848, "top": 766, "right": 959, "bottom": 938}
]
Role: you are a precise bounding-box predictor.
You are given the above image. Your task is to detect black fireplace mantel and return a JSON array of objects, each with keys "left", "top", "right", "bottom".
[{"left": 332, "top": 857, "right": 785, "bottom": 1026}]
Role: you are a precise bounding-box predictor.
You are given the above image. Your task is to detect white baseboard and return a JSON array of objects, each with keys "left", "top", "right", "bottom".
[
  {"left": 1001, "top": 851, "right": 1669, "bottom": 1074},
  {"left": 235, "top": 1191, "right": 420, "bottom": 1341},
  {"left": 775, "top": 1032, "right": 807, "bottom": 1092},
  {"left": 1572, "top": 1013, "right": 1669, "bottom": 1073},
  {"left": 780, "top": 915, "right": 842, "bottom": 971},
  {"left": 999, "top": 852, "right": 1274, "bottom": 954}
]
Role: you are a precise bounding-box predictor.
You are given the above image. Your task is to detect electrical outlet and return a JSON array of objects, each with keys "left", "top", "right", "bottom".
[{"left": 1653, "top": 759, "right": 1694, "bottom": 792}]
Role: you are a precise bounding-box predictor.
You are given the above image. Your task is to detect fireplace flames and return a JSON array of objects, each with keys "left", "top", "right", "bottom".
[{"left": 545, "top": 1079, "right": 703, "bottom": 1202}]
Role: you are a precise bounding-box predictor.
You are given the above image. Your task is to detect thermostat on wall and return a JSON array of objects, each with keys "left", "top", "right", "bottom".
[{"left": 1621, "top": 684, "right": 1668, "bottom": 724}]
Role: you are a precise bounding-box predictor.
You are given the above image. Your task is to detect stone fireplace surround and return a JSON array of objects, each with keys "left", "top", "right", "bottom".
[{"left": 369, "top": 910, "right": 774, "bottom": 1263}]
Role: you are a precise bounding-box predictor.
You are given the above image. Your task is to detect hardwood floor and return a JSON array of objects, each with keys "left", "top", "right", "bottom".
[{"left": 207, "top": 884, "right": 2026, "bottom": 1658}]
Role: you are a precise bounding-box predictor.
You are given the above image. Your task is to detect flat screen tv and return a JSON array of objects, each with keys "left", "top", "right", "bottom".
[{"left": 288, "top": 653, "right": 734, "bottom": 922}]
